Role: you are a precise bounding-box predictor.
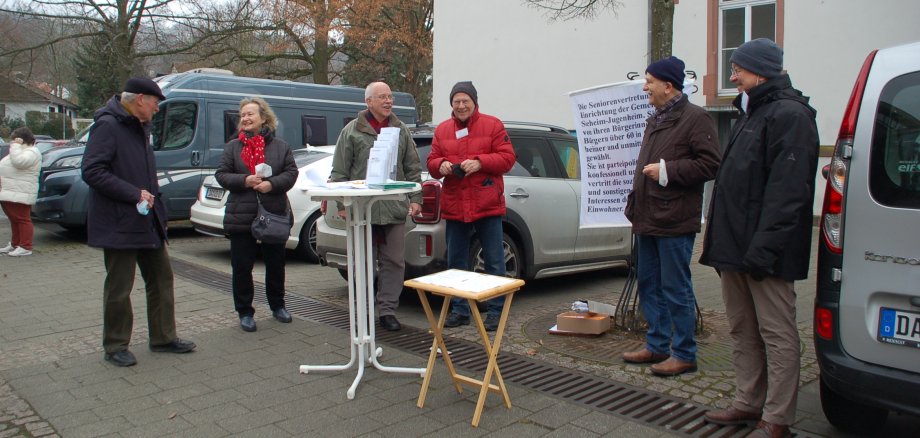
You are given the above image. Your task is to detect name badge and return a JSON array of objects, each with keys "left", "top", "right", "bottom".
[{"left": 455, "top": 128, "right": 469, "bottom": 139}]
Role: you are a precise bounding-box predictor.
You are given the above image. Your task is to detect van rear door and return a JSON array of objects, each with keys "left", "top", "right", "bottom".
[{"left": 838, "top": 44, "right": 920, "bottom": 374}]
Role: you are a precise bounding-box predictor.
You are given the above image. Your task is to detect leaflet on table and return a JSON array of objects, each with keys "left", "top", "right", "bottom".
[
  {"left": 411, "top": 269, "right": 517, "bottom": 293},
  {"left": 380, "top": 127, "right": 401, "bottom": 180},
  {"left": 365, "top": 146, "right": 389, "bottom": 185}
]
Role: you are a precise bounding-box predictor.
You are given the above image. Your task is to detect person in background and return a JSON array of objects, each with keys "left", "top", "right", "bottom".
[
  {"left": 329, "top": 81, "right": 422, "bottom": 332},
  {"left": 82, "top": 77, "right": 196, "bottom": 367},
  {"left": 622, "top": 56, "right": 721, "bottom": 376},
  {"left": 700, "top": 38, "right": 819, "bottom": 438},
  {"left": 215, "top": 97, "right": 298, "bottom": 333},
  {"left": 428, "top": 81, "right": 516, "bottom": 332},
  {"left": 0, "top": 127, "right": 41, "bottom": 257}
]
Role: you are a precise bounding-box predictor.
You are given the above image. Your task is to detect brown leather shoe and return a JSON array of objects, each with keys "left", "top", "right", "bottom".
[
  {"left": 649, "top": 357, "right": 697, "bottom": 376},
  {"left": 745, "top": 420, "right": 791, "bottom": 438},
  {"left": 622, "top": 348, "right": 669, "bottom": 364},
  {"left": 704, "top": 407, "right": 762, "bottom": 425}
]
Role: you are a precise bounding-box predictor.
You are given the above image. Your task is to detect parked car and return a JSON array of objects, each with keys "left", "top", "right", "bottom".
[
  {"left": 814, "top": 40, "right": 920, "bottom": 434},
  {"left": 315, "top": 123, "right": 632, "bottom": 281},
  {"left": 190, "top": 145, "right": 335, "bottom": 262}
]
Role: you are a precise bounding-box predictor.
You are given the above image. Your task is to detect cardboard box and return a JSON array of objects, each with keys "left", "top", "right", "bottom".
[{"left": 555, "top": 311, "right": 611, "bottom": 335}]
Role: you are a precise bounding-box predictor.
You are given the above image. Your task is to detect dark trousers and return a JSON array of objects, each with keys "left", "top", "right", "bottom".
[
  {"left": 446, "top": 216, "right": 506, "bottom": 316},
  {"left": 102, "top": 246, "right": 177, "bottom": 353},
  {"left": 230, "top": 233, "right": 286, "bottom": 317}
]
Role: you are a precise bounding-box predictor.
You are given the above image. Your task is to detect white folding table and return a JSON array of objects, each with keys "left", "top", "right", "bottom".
[{"left": 299, "top": 183, "right": 425, "bottom": 399}]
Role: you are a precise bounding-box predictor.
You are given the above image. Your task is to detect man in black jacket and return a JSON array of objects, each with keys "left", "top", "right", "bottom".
[
  {"left": 700, "top": 39, "right": 818, "bottom": 438},
  {"left": 82, "top": 77, "right": 196, "bottom": 367}
]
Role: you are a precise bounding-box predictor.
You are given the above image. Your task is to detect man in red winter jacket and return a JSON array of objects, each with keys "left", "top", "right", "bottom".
[{"left": 426, "top": 81, "right": 516, "bottom": 331}]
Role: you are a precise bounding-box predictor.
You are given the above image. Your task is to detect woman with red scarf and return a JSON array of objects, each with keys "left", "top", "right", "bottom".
[{"left": 216, "top": 97, "right": 298, "bottom": 332}]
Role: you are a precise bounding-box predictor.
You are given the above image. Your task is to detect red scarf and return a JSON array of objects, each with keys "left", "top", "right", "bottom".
[{"left": 239, "top": 131, "right": 266, "bottom": 174}]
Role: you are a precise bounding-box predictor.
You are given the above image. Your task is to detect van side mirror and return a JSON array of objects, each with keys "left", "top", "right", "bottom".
[{"left": 821, "top": 164, "right": 830, "bottom": 179}]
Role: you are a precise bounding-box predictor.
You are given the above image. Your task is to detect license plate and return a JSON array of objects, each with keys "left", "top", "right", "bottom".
[
  {"left": 205, "top": 187, "right": 225, "bottom": 201},
  {"left": 878, "top": 307, "right": 920, "bottom": 348}
]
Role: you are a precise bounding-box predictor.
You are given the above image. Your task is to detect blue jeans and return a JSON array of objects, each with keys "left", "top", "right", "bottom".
[
  {"left": 446, "top": 216, "right": 505, "bottom": 316},
  {"left": 636, "top": 233, "right": 697, "bottom": 362}
]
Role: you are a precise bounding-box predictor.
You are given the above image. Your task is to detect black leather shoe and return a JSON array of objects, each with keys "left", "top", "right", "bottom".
[
  {"left": 149, "top": 338, "right": 196, "bottom": 354},
  {"left": 104, "top": 350, "right": 137, "bottom": 367},
  {"left": 379, "top": 315, "right": 401, "bottom": 331},
  {"left": 273, "top": 308, "right": 292, "bottom": 323},
  {"left": 240, "top": 316, "right": 257, "bottom": 332},
  {"left": 444, "top": 312, "right": 470, "bottom": 327},
  {"left": 484, "top": 313, "right": 500, "bottom": 332}
]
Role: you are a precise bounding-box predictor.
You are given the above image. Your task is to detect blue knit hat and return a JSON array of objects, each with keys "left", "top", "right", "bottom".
[
  {"left": 646, "top": 56, "right": 685, "bottom": 91},
  {"left": 730, "top": 38, "right": 783, "bottom": 78}
]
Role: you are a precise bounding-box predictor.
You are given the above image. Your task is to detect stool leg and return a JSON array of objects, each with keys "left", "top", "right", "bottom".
[{"left": 469, "top": 295, "right": 514, "bottom": 427}]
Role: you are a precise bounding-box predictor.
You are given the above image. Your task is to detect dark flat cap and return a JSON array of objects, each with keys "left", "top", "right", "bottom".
[{"left": 124, "top": 77, "right": 166, "bottom": 100}]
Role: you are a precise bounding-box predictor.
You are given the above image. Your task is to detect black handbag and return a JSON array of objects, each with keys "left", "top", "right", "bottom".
[{"left": 251, "top": 194, "right": 292, "bottom": 244}]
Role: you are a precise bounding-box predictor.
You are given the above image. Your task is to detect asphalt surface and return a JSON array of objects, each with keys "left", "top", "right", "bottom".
[{"left": 1, "top": 218, "right": 919, "bottom": 437}]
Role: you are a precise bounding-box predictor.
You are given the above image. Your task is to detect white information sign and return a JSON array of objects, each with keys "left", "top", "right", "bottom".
[{"left": 568, "top": 80, "right": 651, "bottom": 228}]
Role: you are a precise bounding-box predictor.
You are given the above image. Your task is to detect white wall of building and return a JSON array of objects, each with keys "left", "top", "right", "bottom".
[{"left": 432, "top": 1, "right": 648, "bottom": 126}]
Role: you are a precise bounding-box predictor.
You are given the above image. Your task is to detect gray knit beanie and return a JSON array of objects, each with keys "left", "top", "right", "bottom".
[
  {"left": 730, "top": 38, "right": 783, "bottom": 78},
  {"left": 449, "top": 81, "right": 478, "bottom": 107}
]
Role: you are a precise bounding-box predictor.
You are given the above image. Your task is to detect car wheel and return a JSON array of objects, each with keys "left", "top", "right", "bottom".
[
  {"left": 471, "top": 232, "right": 521, "bottom": 279},
  {"left": 294, "top": 211, "right": 321, "bottom": 263},
  {"left": 819, "top": 375, "right": 887, "bottom": 434}
]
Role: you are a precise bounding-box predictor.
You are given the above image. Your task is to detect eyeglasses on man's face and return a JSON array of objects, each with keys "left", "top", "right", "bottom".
[{"left": 373, "top": 94, "right": 394, "bottom": 101}]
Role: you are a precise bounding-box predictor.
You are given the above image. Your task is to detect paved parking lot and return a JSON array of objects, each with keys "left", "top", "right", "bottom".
[{"left": 1, "top": 219, "right": 918, "bottom": 437}]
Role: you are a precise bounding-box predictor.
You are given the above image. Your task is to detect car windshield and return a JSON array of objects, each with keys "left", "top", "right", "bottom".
[{"left": 293, "top": 149, "right": 331, "bottom": 168}]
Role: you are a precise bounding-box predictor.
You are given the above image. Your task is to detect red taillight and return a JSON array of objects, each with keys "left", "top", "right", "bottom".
[
  {"left": 815, "top": 307, "right": 834, "bottom": 340},
  {"left": 425, "top": 235, "right": 432, "bottom": 256},
  {"left": 414, "top": 180, "right": 442, "bottom": 224},
  {"left": 820, "top": 49, "right": 877, "bottom": 254},
  {"left": 320, "top": 200, "right": 327, "bottom": 214}
]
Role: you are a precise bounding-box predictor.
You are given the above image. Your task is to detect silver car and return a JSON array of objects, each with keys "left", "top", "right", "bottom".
[
  {"left": 814, "top": 40, "right": 920, "bottom": 433},
  {"left": 315, "top": 123, "right": 632, "bottom": 280}
]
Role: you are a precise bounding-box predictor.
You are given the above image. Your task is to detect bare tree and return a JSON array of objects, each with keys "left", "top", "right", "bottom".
[
  {"left": 343, "top": 0, "right": 433, "bottom": 120},
  {"left": 525, "top": 0, "right": 675, "bottom": 61},
  {"left": 0, "top": 0, "right": 269, "bottom": 111},
  {"left": 523, "top": 0, "right": 622, "bottom": 21}
]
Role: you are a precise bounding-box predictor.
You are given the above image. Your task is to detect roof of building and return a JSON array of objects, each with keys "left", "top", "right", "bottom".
[{"left": 0, "top": 75, "right": 78, "bottom": 109}]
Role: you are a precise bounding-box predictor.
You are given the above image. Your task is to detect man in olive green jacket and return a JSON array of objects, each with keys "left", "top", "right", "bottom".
[{"left": 330, "top": 81, "right": 422, "bottom": 331}]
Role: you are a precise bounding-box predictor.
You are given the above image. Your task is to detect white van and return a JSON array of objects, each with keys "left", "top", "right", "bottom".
[{"left": 815, "top": 41, "right": 920, "bottom": 433}]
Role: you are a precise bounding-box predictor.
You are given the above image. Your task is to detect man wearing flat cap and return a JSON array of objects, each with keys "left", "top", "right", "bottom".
[
  {"left": 701, "top": 38, "right": 818, "bottom": 438},
  {"left": 82, "top": 77, "right": 196, "bottom": 367},
  {"left": 428, "top": 81, "right": 516, "bottom": 332},
  {"left": 623, "top": 56, "right": 721, "bottom": 377}
]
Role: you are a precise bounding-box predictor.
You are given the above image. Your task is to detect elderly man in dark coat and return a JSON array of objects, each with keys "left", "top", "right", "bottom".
[
  {"left": 82, "top": 77, "right": 196, "bottom": 367},
  {"left": 623, "top": 56, "right": 721, "bottom": 377}
]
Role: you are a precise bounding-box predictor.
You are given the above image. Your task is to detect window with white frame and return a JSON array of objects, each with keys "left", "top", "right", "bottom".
[{"left": 719, "top": 0, "right": 776, "bottom": 94}]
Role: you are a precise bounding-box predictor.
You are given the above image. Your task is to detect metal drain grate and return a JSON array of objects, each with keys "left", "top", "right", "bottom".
[{"left": 171, "top": 258, "right": 812, "bottom": 437}]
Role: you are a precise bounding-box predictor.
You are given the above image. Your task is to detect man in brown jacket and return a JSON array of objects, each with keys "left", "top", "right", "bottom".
[{"left": 623, "top": 56, "right": 721, "bottom": 376}]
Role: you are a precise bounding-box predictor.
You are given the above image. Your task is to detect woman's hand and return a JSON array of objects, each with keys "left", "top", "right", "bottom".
[
  {"left": 254, "top": 180, "right": 273, "bottom": 193},
  {"left": 245, "top": 175, "right": 262, "bottom": 188}
]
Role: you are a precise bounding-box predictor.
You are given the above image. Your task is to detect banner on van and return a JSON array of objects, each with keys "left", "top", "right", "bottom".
[{"left": 568, "top": 80, "right": 650, "bottom": 228}]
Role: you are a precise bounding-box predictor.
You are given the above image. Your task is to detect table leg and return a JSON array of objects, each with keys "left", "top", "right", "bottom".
[
  {"left": 416, "top": 290, "right": 463, "bottom": 408},
  {"left": 469, "top": 294, "right": 514, "bottom": 427},
  {"left": 299, "top": 200, "right": 361, "bottom": 377}
]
